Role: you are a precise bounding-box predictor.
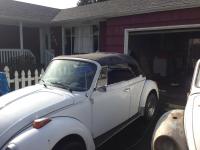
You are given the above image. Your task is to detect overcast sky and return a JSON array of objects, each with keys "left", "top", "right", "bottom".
[{"left": 14, "top": 0, "right": 78, "bottom": 9}]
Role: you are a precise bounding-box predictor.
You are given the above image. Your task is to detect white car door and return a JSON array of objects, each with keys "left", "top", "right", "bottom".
[
  {"left": 91, "top": 66, "right": 131, "bottom": 138},
  {"left": 129, "top": 75, "right": 146, "bottom": 116},
  {"left": 127, "top": 63, "right": 146, "bottom": 116}
]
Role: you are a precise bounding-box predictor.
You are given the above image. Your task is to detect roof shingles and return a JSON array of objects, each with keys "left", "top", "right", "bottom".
[
  {"left": 53, "top": 0, "right": 200, "bottom": 22},
  {"left": 0, "top": 0, "right": 60, "bottom": 24}
]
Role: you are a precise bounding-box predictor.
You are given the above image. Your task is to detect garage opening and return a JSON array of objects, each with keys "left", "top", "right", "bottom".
[{"left": 128, "top": 28, "right": 200, "bottom": 106}]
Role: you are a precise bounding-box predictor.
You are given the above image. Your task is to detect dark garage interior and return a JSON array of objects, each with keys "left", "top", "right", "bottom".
[{"left": 128, "top": 29, "right": 200, "bottom": 106}]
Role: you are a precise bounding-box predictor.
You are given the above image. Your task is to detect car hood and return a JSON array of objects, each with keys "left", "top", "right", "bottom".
[
  {"left": 192, "top": 95, "right": 200, "bottom": 150},
  {"left": 0, "top": 85, "right": 74, "bottom": 148}
]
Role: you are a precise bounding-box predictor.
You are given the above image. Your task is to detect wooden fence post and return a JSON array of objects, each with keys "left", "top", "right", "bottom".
[
  {"left": 28, "top": 70, "right": 31, "bottom": 86},
  {"left": 4, "top": 66, "right": 10, "bottom": 87},
  {"left": 35, "top": 69, "right": 39, "bottom": 84},
  {"left": 14, "top": 71, "right": 19, "bottom": 90},
  {"left": 21, "top": 70, "right": 25, "bottom": 88},
  {"left": 41, "top": 69, "right": 45, "bottom": 77}
]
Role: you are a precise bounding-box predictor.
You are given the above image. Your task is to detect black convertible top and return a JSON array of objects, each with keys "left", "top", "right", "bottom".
[
  {"left": 55, "top": 52, "right": 137, "bottom": 66},
  {"left": 54, "top": 52, "right": 144, "bottom": 75}
]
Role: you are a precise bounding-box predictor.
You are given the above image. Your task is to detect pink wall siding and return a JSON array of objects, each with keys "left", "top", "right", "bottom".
[{"left": 100, "top": 7, "right": 200, "bottom": 53}]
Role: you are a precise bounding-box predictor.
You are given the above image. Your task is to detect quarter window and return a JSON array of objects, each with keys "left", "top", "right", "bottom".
[
  {"left": 97, "top": 67, "right": 108, "bottom": 88},
  {"left": 108, "top": 67, "right": 135, "bottom": 85},
  {"left": 129, "top": 64, "right": 140, "bottom": 77}
]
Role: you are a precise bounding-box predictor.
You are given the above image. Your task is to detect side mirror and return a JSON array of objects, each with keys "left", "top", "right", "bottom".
[{"left": 97, "top": 85, "right": 107, "bottom": 92}]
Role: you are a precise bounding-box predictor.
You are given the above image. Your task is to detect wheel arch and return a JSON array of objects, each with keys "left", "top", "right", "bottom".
[
  {"left": 152, "top": 110, "right": 187, "bottom": 150},
  {"left": 7, "top": 117, "right": 95, "bottom": 150},
  {"left": 52, "top": 134, "right": 87, "bottom": 150},
  {"left": 47, "top": 117, "right": 95, "bottom": 150},
  {"left": 139, "top": 80, "right": 159, "bottom": 112}
]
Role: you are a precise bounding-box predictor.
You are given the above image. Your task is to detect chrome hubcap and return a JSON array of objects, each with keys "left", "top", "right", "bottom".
[{"left": 147, "top": 99, "right": 156, "bottom": 118}]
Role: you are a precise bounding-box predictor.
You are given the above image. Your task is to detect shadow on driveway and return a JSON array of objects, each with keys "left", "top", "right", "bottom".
[{"left": 97, "top": 112, "right": 164, "bottom": 150}]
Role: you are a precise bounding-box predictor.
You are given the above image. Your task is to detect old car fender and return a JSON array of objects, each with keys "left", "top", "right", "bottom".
[
  {"left": 139, "top": 80, "right": 159, "bottom": 111},
  {"left": 184, "top": 95, "right": 196, "bottom": 150},
  {"left": 5, "top": 117, "right": 95, "bottom": 150},
  {"left": 152, "top": 110, "right": 187, "bottom": 150}
]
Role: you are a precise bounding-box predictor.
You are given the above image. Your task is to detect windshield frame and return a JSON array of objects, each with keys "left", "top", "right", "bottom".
[
  {"left": 195, "top": 67, "right": 200, "bottom": 88},
  {"left": 40, "top": 58, "right": 99, "bottom": 92}
]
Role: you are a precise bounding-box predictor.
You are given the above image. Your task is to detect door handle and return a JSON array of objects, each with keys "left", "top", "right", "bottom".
[{"left": 123, "top": 88, "right": 130, "bottom": 92}]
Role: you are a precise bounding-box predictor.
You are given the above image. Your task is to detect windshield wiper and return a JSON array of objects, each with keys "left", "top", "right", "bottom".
[
  {"left": 40, "top": 79, "right": 47, "bottom": 88},
  {"left": 50, "top": 81, "right": 72, "bottom": 93}
]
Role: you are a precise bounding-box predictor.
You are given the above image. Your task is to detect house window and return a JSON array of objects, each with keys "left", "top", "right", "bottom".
[{"left": 65, "top": 25, "right": 99, "bottom": 54}]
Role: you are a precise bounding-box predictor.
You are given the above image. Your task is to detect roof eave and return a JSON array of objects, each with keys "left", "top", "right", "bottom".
[
  {"left": 0, "top": 15, "right": 52, "bottom": 26},
  {"left": 52, "top": 1, "right": 200, "bottom": 23}
]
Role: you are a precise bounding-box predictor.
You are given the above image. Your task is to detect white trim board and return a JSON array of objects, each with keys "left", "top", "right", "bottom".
[{"left": 124, "top": 24, "right": 200, "bottom": 55}]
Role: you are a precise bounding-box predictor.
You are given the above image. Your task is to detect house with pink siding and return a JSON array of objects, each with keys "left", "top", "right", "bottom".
[
  {"left": 2, "top": 0, "right": 200, "bottom": 105},
  {"left": 53, "top": 0, "right": 200, "bottom": 105}
]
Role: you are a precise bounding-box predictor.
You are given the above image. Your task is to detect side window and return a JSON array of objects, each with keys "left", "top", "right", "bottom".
[
  {"left": 96, "top": 66, "right": 108, "bottom": 88},
  {"left": 108, "top": 67, "right": 135, "bottom": 85}
]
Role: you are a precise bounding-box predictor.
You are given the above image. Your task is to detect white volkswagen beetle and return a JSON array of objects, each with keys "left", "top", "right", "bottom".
[
  {"left": 0, "top": 52, "right": 159, "bottom": 150},
  {"left": 152, "top": 59, "right": 200, "bottom": 150}
]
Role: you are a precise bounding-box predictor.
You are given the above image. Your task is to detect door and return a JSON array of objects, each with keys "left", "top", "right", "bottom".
[
  {"left": 128, "top": 63, "right": 146, "bottom": 116},
  {"left": 91, "top": 66, "right": 131, "bottom": 137},
  {"left": 129, "top": 76, "right": 146, "bottom": 116}
]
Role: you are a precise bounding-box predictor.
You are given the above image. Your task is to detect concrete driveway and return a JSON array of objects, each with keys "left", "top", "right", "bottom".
[{"left": 97, "top": 113, "right": 163, "bottom": 150}]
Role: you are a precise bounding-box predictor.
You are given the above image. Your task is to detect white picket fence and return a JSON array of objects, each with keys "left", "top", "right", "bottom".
[{"left": 4, "top": 66, "right": 44, "bottom": 90}]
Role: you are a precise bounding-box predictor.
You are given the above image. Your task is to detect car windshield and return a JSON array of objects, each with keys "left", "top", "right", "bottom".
[{"left": 40, "top": 59, "right": 97, "bottom": 92}]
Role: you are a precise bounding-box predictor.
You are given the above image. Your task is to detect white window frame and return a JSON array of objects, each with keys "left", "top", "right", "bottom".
[
  {"left": 63, "top": 24, "right": 99, "bottom": 54},
  {"left": 124, "top": 24, "right": 200, "bottom": 55}
]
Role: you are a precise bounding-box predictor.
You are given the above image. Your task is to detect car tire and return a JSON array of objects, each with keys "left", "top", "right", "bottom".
[
  {"left": 144, "top": 92, "right": 158, "bottom": 121},
  {"left": 53, "top": 139, "right": 86, "bottom": 150}
]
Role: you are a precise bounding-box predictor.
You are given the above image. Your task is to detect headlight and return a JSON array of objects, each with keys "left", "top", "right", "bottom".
[
  {"left": 154, "top": 136, "right": 179, "bottom": 150},
  {"left": 5, "top": 144, "right": 17, "bottom": 150}
]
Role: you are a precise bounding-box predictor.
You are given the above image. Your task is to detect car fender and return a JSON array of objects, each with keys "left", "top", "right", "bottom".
[
  {"left": 152, "top": 110, "right": 187, "bottom": 150},
  {"left": 139, "top": 80, "right": 159, "bottom": 110},
  {"left": 6, "top": 117, "right": 95, "bottom": 150}
]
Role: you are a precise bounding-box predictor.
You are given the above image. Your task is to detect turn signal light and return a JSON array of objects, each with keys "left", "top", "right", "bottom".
[{"left": 33, "top": 118, "right": 51, "bottom": 129}]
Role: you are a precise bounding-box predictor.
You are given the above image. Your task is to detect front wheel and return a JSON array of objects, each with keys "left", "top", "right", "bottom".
[
  {"left": 53, "top": 140, "right": 86, "bottom": 150},
  {"left": 144, "top": 92, "right": 158, "bottom": 121}
]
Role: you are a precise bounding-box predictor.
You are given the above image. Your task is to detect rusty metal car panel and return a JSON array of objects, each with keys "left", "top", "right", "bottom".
[{"left": 152, "top": 59, "right": 200, "bottom": 150}]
